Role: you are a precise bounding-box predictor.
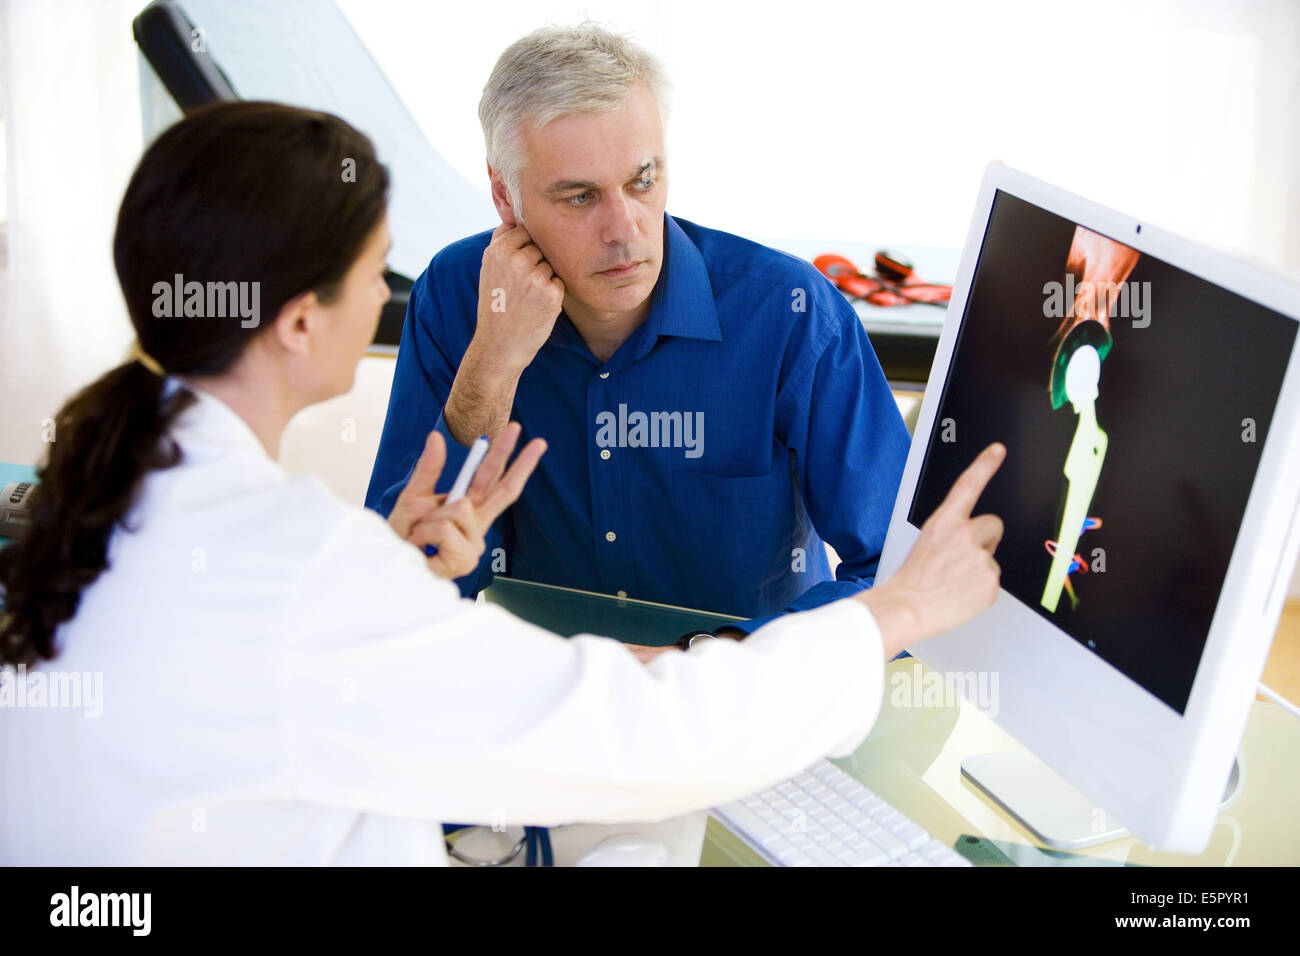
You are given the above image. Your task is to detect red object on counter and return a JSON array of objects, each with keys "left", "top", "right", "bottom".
[{"left": 814, "top": 252, "right": 952, "bottom": 308}]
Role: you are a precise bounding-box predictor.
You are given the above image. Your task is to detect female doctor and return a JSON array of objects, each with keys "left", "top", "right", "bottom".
[{"left": 0, "top": 102, "right": 1005, "bottom": 865}]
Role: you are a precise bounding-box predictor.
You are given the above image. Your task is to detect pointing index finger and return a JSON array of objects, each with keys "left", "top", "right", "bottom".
[{"left": 935, "top": 442, "right": 1006, "bottom": 524}]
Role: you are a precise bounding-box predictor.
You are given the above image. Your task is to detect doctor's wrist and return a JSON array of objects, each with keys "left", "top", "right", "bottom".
[{"left": 853, "top": 586, "right": 921, "bottom": 661}]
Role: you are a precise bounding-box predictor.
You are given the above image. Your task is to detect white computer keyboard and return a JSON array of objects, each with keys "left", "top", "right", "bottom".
[{"left": 714, "top": 759, "right": 972, "bottom": 867}]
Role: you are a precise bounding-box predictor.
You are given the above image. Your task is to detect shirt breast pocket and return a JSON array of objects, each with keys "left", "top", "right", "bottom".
[{"left": 669, "top": 460, "right": 799, "bottom": 590}]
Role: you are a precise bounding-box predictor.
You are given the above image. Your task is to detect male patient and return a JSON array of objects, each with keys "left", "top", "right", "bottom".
[{"left": 367, "top": 23, "right": 910, "bottom": 660}]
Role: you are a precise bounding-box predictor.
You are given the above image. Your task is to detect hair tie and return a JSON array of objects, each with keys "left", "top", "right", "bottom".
[{"left": 132, "top": 347, "right": 165, "bottom": 377}]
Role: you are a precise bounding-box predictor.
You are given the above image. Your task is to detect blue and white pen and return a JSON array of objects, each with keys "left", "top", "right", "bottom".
[{"left": 446, "top": 435, "right": 490, "bottom": 503}]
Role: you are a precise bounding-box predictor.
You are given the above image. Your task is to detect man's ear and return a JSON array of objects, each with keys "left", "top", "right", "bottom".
[
  {"left": 487, "top": 161, "right": 519, "bottom": 227},
  {"left": 269, "top": 290, "right": 318, "bottom": 358}
]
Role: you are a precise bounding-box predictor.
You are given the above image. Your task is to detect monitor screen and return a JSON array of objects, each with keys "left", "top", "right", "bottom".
[{"left": 908, "top": 190, "right": 1297, "bottom": 715}]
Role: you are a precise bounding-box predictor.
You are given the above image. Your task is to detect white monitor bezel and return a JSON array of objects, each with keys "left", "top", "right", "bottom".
[{"left": 877, "top": 162, "right": 1300, "bottom": 853}]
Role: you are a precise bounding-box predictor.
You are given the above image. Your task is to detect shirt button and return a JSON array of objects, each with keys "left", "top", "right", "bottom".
[
  {"left": 600, "top": 448, "right": 611, "bottom": 460},
  {"left": 616, "top": 590, "right": 627, "bottom": 598},
  {"left": 599, "top": 372, "right": 610, "bottom": 379},
  {"left": 605, "top": 531, "right": 617, "bottom": 542}
]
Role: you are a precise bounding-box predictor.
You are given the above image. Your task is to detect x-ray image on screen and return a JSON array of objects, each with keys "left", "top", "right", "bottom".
[{"left": 908, "top": 192, "right": 1297, "bottom": 714}]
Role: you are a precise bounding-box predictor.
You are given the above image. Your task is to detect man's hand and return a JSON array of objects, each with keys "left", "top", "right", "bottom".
[
  {"left": 627, "top": 627, "right": 745, "bottom": 664},
  {"left": 857, "top": 443, "right": 1006, "bottom": 659},
  {"left": 475, "top": 223, "right": 566, "bottom": 371},
  {"left": 387, "top": 422, "right": 547, "bottom": 580},
  {"left": 443, "top": 224, "right": 565, "bottom": 446},
  {"left": 625, "top": 643, "right": 679, "bottom": 665}
]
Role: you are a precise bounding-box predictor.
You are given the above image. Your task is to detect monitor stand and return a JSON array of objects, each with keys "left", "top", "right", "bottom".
[{"left": 960, "top": 751, "right": 1242, "bottom": 851}]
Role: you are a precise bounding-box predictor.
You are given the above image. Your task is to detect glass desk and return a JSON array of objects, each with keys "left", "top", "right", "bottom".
[{"left": 702, "top": 654, "right": 1299, "bottom": 867}]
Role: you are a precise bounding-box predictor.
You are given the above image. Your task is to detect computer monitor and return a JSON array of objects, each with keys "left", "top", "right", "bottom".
[{"left": 878, "top": 163, "right": 1300, "bottom": 854}]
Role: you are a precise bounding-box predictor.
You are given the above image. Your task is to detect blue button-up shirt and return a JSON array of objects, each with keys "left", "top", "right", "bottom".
[{"left": 366, "top": 214, "right": 909, "bottom": 635}]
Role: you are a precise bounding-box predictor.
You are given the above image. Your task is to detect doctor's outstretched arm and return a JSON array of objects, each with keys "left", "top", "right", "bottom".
[{"left": 285, "top": 446, "right": 1004, "bottom": 829}]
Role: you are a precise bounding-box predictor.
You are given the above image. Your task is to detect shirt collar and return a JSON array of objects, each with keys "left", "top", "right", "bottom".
[
  {"left": 546, "top": 214, "right": 723, "bottom": 368},
  {"left": 168, "top": 377, "right": 272, "bottom": 461}
]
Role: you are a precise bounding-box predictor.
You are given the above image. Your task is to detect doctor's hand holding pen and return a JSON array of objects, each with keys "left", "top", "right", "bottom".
[{"left": 386, "top": 422, "right": 547, "bottom": 580}]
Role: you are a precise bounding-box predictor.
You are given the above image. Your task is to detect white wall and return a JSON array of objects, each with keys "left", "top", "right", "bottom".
[{"left": 338, "top": 0, "right": 1300, "bottom": 278}]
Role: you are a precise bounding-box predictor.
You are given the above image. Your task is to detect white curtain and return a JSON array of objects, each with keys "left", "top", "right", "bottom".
[{"left": 0, "top": 0, "right": 143, "bottom": 467}]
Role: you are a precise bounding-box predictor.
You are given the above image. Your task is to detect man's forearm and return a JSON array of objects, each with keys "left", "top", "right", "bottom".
[{"left": 442, "top": 341, "right": 524, "bottom": 447}]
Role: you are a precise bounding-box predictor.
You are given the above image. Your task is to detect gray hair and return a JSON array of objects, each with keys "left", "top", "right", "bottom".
[{"left": 478, "top": 22, "right": 672, "bottom": 216}]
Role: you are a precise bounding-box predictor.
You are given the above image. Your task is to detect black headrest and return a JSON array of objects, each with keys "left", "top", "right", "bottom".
[{"left": 132, "top": 0, "right": 237, "bottom": 110}]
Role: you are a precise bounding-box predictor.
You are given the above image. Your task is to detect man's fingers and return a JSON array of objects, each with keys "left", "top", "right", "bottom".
[
  {"left": 970, "top": 513, "right": 1004, "bottom": 551},
  {"left": 519, "top": 242, "right": 546, "bottom": 268},
  {"left": 626, "top": 643, "right": 675, "bottom": 665},
  {"left": 934, "top": 443, "right": 1006, "bottom": 525},
  {"left": 478, "top": 438, "right": 547, "bottom": 525},
  {"left": 492, "top": 223, "right": 534, "bottom": 251},
  {"left": 491, "top": 222, "right": 526, "bottom": 245}
]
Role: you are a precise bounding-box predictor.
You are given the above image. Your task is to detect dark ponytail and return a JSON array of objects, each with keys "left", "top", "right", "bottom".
[
  {"left": 0, "top": 365, "right": 195, "bottom": 663},
  {"left": 0, "top": 101, "right": 389, "bottom": 665}
]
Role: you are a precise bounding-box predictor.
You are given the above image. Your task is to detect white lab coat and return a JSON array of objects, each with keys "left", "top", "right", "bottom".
[{"left": 0, "top": 383, "right": 885, "bottom": 865}]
